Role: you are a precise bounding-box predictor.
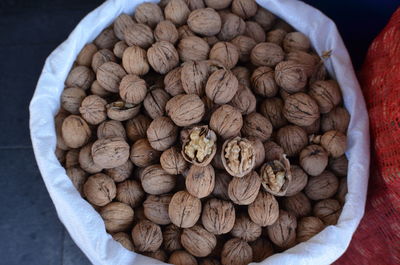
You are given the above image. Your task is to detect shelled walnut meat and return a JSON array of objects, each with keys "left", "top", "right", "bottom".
[{"left": 56, "top": 0, "right": 351, "bottom": 263}]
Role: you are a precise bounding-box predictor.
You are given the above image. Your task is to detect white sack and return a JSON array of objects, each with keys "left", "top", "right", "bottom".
[{"left": 30, "top": 0, "right": 370, "bottom": 264}]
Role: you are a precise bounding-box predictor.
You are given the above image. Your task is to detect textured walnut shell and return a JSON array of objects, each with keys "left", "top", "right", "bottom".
[
  {"left": 244, "top": 21, "right": 265, "bottom": 43},
  {"left": 78, "top": 143, "right": 102, "bottom": 173},
  {"left": 218, "top": 13, "right": 246, "bottom": 41},
  {"left": 231, "top": 214, "right": 261, "bottom": 242},
  {"left": 97, "top": 120, "right": 126, "bottom": 140},
  {"left": 321, "top": 130, "right": 347, "bottom": 158},
  {"left": 100, "top": 202, "right": 134, "bottom": 233},
  {"left": 160, "top": 146, "right": 188, "bottom": 175},
  {"left": 230, "top": 85, "right": 257, "bottom": 114},
  {"left": 116, "top": 179, "right": 144, "bottom": 207},
  {"left": 283, "top": 32, "right": 311, "bottom": 52},
  {"left": 231, "top": 0, "right": 257, "bottom": 19},
  {"left": 61, "top": 115, "right": 91, "bottom": 149},
  {"left": 105, "top": 159, "right": 133, "bottom": 183},
  {"left": 336, "top": 177, "right": 347, "bottom": 205},
  {"left": 185, "top": 0, "right": 206, "bottom": 10},
  {"left": 254, "top": 7, "right": 275, "bottom": 29},
  {"left": 125, "top": 115, "right": 150, "bottom": 142},
  {"left": 106, "top": 101, "right": 141, "bottom": 121},
  {"left": 132, "top": 219, "right": 163, "bottom": 252},
  {"left": 248, "top": 190, "right": 279, "bottom": 226},
  {"left": 285, "top": 165, "right": 308, "bottom": 196},
  {"left": 250, "top": 42, "right": 284, "bottom": 67},
  {"left": 212, "top": 171, "right": 232, "bottom": 200},
  {"left": 204, "top": 0, "right": 231, "bottom": 9},
  {"left": 143, "top": 88, "right": 170, "bottom": 119},
  {"left": 119, "top": 75, "right": 147, "bottom": 105},
  {"left": 143, "top": 249, "right": 167, "bottom": 262},
  {"left": 222, "top": 137, "right": 255, "bottom": 178},
  {"left": 166, "top": 94, "right": 205, "bottom": 127},
  {"left": 96, "top": 62, "right": 126, "bottom": 93},
  {"left": 61, "top": 87, "right": 86, "bottom": 114},
  {"left": 205, "top": 69, "right": 238, "bottom": 104},
  {"left": 232, "top": 66, "right": 251, "bottom": 87},
  {"left": 141, "top": 164, "right": 176, "bottom": 195},
  {"left": 313, "top": 199, "right": 342, "bottom": 225},
  {"left": 65, "top": 66, "right": 95, "bottom": 90},
  {"left": 266, "top": 29, "right": 287, "bottom": 45},
  {"left": 285, "top": 50, "right": 319, "bottom": 77},
  {"left": 124, "top": 23, "right": 154, "bottom": 49},
  {"left": 92, "top": 137, "right": 130, "bottom": 169},
  {"left": 263, "top": 140, "right": 285, "bottom": 162},
  {"left": 65, "top": 149, "right": 79, "bottom": 168},
  {"left": 202, "top": 198, "right": 235, "bottom": 235},
  {"left": 163, "top": 224, "right": 183, "bottom": 252},
  {"left": 186, "top": 164, "right": 215, "bottom": 198},
  {"left": 178, "top": 36, "right": 210, "bottom": 62},
  {"left": 282, "top": 192, "right": 312, "bottom": 217},
  {"left": 228, "top": 171, "right": 261, "bottom": 205},
  {"left": 147, "top": 41, "right": 179, "bottom": 74},
  {"left": 66, "top": 166, "right": 87, "bottom": 195},
  {"left": 260, "top": 155, "right": 292, "bottom": 196},
  {"left": 299, "top": 145, "right": 329, "bottom": 176},
  {"left": 122, "top": 46, "right": 150, "bottom": 76},
  {"left": 154, "top": 20, "right": 179, "bottom": 44},
  {"left": 231, "top": 35, "right": 256, "bottom": 62},
  {"left": 178, "top": 25, "right": 196, "bottom": 39},
  {"left": 259, "top": 97, "right": 288, "bottom": 129},
  {"left": 283, "top": 92, "right": 320, "bottom": 126},
  {"left": 181, "top": 60, "right": 210, "bottom": 96},
  {"left": 181, "top": 225, "right": 217, "bottom": 257},
  {"left": 273, "top": 19, "right": 294, "bottom": 32},
  {"left": 209, "top": 42, "right": 239, "bottom": 69},
  {"left": 130, "top": 138, "right": 161, "bottom": 167},
  {"left": 79, "top": 95, "right": 107, "bottom": 125},
  {"left": 210, "top": 105, "right": 243, "bottom": 139},
  {"left": 321, "top": 107, "right": 350, "bottom": 133},
  {"left": 169, "top": 250, "right": 198, "bottom": 265},
  {"left": 169, "top": 191, "right": 202, "bottom": 228},
  {"left": 250, "top": 66, "right": 278, "bottom": 97},
  {"left": 309, "top": 80, "right": 342, "bottom": 114},
  {"left": 113, "top": 232, "right": 135, "bottom": 251},
  {"left": 182, "top": 126, "right": 217, "bottom": 167},
  {"left": 77, "top": 43, "right": 98, "bottom": 67},
  {"left": 134, "top": 2, "right": 164, "bottom": 28},
  {"left": 305, "top": 170, "right": 339, "bottom": 200},
  {"left": 241, "top": 112, "right": 273, "bottom": 142},
  {"left": 249, "top": 238, "right": 274, "bottom": 262},
  {"left": 297, "top": 216, "right": 325, "bottom": 242},
  {"left": 247, "top": 137, "right": 265, "bottom": 169},
  {"left": 165, "top": 0, "right": 190, "bottom": 26},
  {"left": 55, "top": 147, "right": 66, "bottom": 164},
  {"left": 275, "top": 61, "right": 308, "bottom": 94},
  {"left": 301, "top": 118, "right": 321, "bottom": 135},
  {"left": 187, "top": 8, "right": 221, "bottom": 36},
  {"left": 91, "top": 80, "right": 111, "bottom": 97},
  {"left": 83, "top": 173, "right": 116, "bottom": 206},
  {"left": 221, "top": 238, "right": 253, "bottom": 265},
  {"left": 276, "top": 125, "right": 308, "bottom": 157},
  {"left": 164, "top": 67, "right": 184, "bottom": 96},
  {"left": 329, "top": 155, "right": 348, "bottom": 177},
  {"left": 94, "top": 27, "right": 119, "bottom": 49},
  {"left": 143, "top": 194, "right": 172, "bottom": 225},
  {"left": 113, "top": 14, "right": 135, "bottom": 40},
  {"left": 267, "top": 210, "right": 297, "bottom": 249},
  {"left": 92, "top": 49, "right": 117, "bottom": 73},
  {"left": 147, "top": 116, "right": 178, "bottom": 151}
]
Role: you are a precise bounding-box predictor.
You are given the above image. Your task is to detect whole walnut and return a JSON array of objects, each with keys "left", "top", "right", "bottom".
[
  {"left": 206, "top": 69, "right": 238, "bottom": 104},
  {"left": 321, "top": 107, "right": 350, "bottom": 133},
  {"left": 77, "top": 43, "right": 98, "bottom": 67},
  {"left": 273, "top": 19, "right": 294, "bottom": 32},
  {"left": 251, "top": 66, "right": 278, "bottom": 97},
  {"left": 92, "top": 49, "right": 117, "bottom": 73},
  {"left": 66, "top": 166, "right": 87, "bottom": 195},
  {"left": 301, "top": 118, "right": 321, "bottom": 135},
  {"left": 141, "top": 164, "right": 176, "bottom": 195},
  {"left": 221, "top": 238, "right": 253, "bottom": 265},
  {"left": 143, "top": 88, "right": 170, "bottom": 120},
  {"left": 181, "top": 60, "right": 210, "bottom": 96},
  {"left": 283, "top": 92, "right": 320, "bottom": 127},
  {"left": 143, "top": 250, "right": 167, "bottom": 262},
  {"left": 178, "top": 25, "right": 196, "bottom": 39},
  {"left": 169, "top": 250, "right": 198, "bottom": 265},
  {"left": 79, "top": 95, "right": 107, "bottom": 125},
  {"left": 147, "top": 116, "right": 178, "bottom": 151},
  {"left": 96, "top": 62, "right": 126, "bottom": 93},
  {"left": 244, "top": 21, "right": 266, "bottom": 43},
  {"left": 169, "top": 191, "right": 202, "bottom": 228},
  {"left": 65, "top": 66, "right": 95, "bottom": 90},
  {"left": 275, "top": 61, "right": 308, "bottom": 93},
  {"left": 250, "top": 42, "right": 284, "bottom": 67},
  {"left": 181, "top": 225, "right": 217, "bottom": 257},
  {"left": 230, "top": 85, "right": 257, "bottom": 114},
  {"left": 154, "top": 20, "right": 179, "bottom": 44},
  {"left": 329, "top": 155, "right": 348, "bottom": 177},
  {"left": 266, "top": 29, "right": 287, "bottom": 45},
  {"left": 163, "top": 224, "right": 183, "bottom": 252},
  {"left": 147, "top": 41, "right": 179, "bottom": 74},
  {"left": 122, "top": 45, "right": 150, "bottom": 76},
  {"left": 209, "top": 42, "right": 239, "bottom": 69},
  {"left": 249, "top": 238, "right": 274, "bottom": 262},
  {"left": 276, "top": 125, "right": 308, "bottom": 157},
  {"left": 79, "top": 143, "right": 103, "bottom": 174},
  {"left": 231, "top": 214, "right": 261, "bottom": 242},
  {"left": 313, "top": 199, "right": 342, "bottom": 225},
  {"left": 94, "top": 27, "right": 119, "bottom": 49},
  {"left": 61, "top": 87, "right": 86, "bottom": 114},
  {"left": 260, "top": 155, "right": 292, "bottom": 196},
  {"left": 285, "top": 165, "right": 308, "bottom": 196},
  {"left": 202, "top": 198, "right": 235, "bottom": 235},
  {"left": 130, "top": 138, "right": 161, "bottom": 167},
  {"left": 309, "top": 80, "right": 342, "bottom": 113},
  {"left": 92, "top": 137, "right": 130, "bottom": 169},
  {"left": 61, "top": 115, "right": 91, "bottom": 149},
  {"left": 178, "top": 36, "right": 210, "bottom": 62},
  {"left": 91, "top": 80, "right": 111, "bottom": 97},
  {"left": 134, "top": 2, "right": 164, "bottom": 28},
  {"left": 305, "top": 170, "right": 339, "bottom": 200},
  {"left": 83, "top": 173, "right": 116, "bottom": 206},
  {"left": 218, "top": 13, "right": 246, "bottom": 41},
  {"left": 210, "top": 105, "right": 243, "bottom": 139},
  {"left": 125, "top": 115, "right": 150, "bottom": 142},
  {"left": 285, "top": 50, "right": 319, "bottom": 76},
  {"left": 282, "top": 192, "right": 311, "bottom": 217},
  {"left": 212, "top": 171, "right": 232, "bottom": 200},
  {"left": 187, "top": 8, "right": 221, "bottom": 36},
  {"left": 164, "top": 67, "right": 184, "bottom": 96},
  {"left": 232, "top": 66, "right": 251, "bottom": 87},
  {"left": 263, "top": 140, "right": 285, "bottom": 162},
  {"left": 105, "top": 160, "right": 133, "bottom": 182},
  {"left": 241, "top": 112, "right": 273, "bottom": 142},
  {"left": 100, "top": 202, "right": 134, "bottom": 233},
  {"left": 55, "top": 111, "right": 71, "bottom": 150},
  {"left": 186, "top": 164, "right": 215, "bottom": 198},
  {"left": 166, "top": 94, "right": 205, "bottom": 127},
  {"left": 165, "top": 0, "right": 190, "bottom": 26},
  {"left": 112, "top": 232, "right": 135, "bottom": 251},
  {"left": 182, "top": 126, "right": 217, "bottom": 167},
  {"left": 116, "top": 180, "right": 144, "bottom": 207},
  {"left": 65, "top": 149, "right": 79, "bottom": 168},
  {"left": 248, "top": 137, "right": 265, "bottom": 169},
  {"left": 143, "top": 194, "right": 172, "bottom": 225},
  {"left": 321, "top": 130, "right": 347, "bottom": 158},
  {"left": 124, "top": 23, "right": 154, "bottom": 49},
  {"left": 97, "top": 120, "right": 126, "bottom": 139},
  {"left": 160, "top": 146, "right": 189, "bottom": 175},
  {"left": 267, "top": 210, "right": 297, "bottom": 249},
  {"left": 231, "top": 0, "right": 258, "bottom": 19},
  {"left": 222, "top": 137, "right": 255, "bottom": 177},
  {"left": 132, "top": 219, "right": 163, "bottom": 252},
  {"left": 119, "top": 75, "right": 147, "bottom": 105},
  {"left": 248, "top": 190, "right": 279, "bottom": 226},
  {"left": 228, "top": 171, "right": 261, "bottom": 205},
  {"left": 336, "top": 177, "right": 348, "bottom": 205},
  {"left": 113, "top": 14, "right": 135, "bottom": 41},
  {"left": 231, "top": 35, "right": 256, "bottom": 62},
  {"left": 254, "top": 8, "right": 276, "bottom": 30},
  {"left": 299, "top": 145, "right": 329, "bottom": 176},
  {"left": 259, "top": 97, "right": 288, "bottom": 129},
  {"left": 297, "top": 216, "right": 325, "bottom": 242},
  {"left": 204, "top": 0, "right": 231, "bottom": 10},
  {"left": 185, "top": 0, "right": 206, "bottom": 11},
  {"left": 283, "top": 32, "right": 311, "bottom": 52}
]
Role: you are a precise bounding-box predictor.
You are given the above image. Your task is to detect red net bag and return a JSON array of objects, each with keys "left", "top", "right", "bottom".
[{"left": 335, "top": 8, "right": 400, "bottom": 265}]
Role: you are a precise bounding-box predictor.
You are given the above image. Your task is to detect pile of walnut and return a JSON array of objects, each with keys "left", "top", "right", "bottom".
[{"left": 55, "top": 0, "right": 350, "bottom": 264}]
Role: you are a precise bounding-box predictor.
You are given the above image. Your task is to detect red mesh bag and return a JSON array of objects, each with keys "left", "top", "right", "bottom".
[{"left": 335, "top": 8, "right": 400, "bottom": 265}]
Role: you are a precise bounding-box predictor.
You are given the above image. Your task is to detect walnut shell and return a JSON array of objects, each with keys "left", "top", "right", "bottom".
[
  {"left": 232, "top": 66, "right": 251, "bottom": 87},
  {"left": 143, "top": 250, "right": 167, "bottom": 262},
  {"left": 83, "top": 173, "right": 116, "bottom": 206},
  {"left": 65, "top": 66, "right": 95, "bottom": 90},
  {"left": 122, "top": 45, "right": 150, "bottom": 76},
  {"left": 250, "top": 42, "right": 284, "bottom": 67},
  {"left": 254, "top": 8, "right": 276, "bottom": 30},
  {"left": 204, "top": 0, "right": 231, "bottom": 10},
  {"left": 186, "top": 164, "right": 215, "bottom": 198},
  {"left": 299, "top": 145, "right": 329, "bottom": 176},
  {"left": 100, "top": 202, "right": 134, "bottom": 233},
  {"left": 229, "top": 85, "right": 257, "bottom": 114},
  {"left": 178, "top": 36, "right": 210, "bottom": 62},
  {"left": 165, "top": 0, "right": 191, "bottom": 26},
  {"left": 143, "top": 88, "right": 170, "bottom": 120},
  {"left": 209, "top": 42, "right": 239, "bottom": 69},
  {"left": 249, "top": 237, "right": 274, "bottom": 262},
  {"left": 185, "top": 0, "right": 206, "bottom": 11},
  {"left": 247, "top": 137, "right": 265, "bottom": 169},
  {"left": 182, "top": 126, "right": 217, "bottom": 167},
  {"left": 147, "top": 41, "right": 179, "bottom": 74},
  {"left": 124, "top": 23, "right": 154, "bottom": 49},
  {"left": 61, "top": 115, "right": 91, "bottom": 149},
  {"left": 143, "top": 194, "right": 172, "bottom": 225},
  {"left": 178, "top": 25, "right": 196, "bottom": 39},
  {"left": 301, "top": 118, "right": 321, "bottom": 135},
  {"left": 222, "top": 137, "right": 255, "bottom": 177},
  {"left": 116, "top": 179, "right": 144, "bottom": 207},
  {"left": 305, "top": 170, "right": 339, "bottom": 200},
  {"left": 55, "top": 147, "right": 66, "bottom": 165},
  {"left": 113, "top": 14, "right": 135, "bottom": 40},
  {"left": 160, "top": 146, "right": 188, "bottom": 175},
  {"left": 134, "top": 2, "right": 164, "bottom": 28},
  {"left": 97, "top": 62, "right": 127, "bottom": 93},
  {"left": 181, "top": 225, "right": 217, "bottom": 257},
  {"left": 218, "top": 13, "right": 246, "bottom": 41},
  {"left": 210, "top": 105, "right": 243, "bottom": 139},
  {"left": 202, "top": 198, "right": 235, "bottom": 235},
  {"left": 79, "top": 143, "right": 103, "bottom": 174},
  {"left": 321, "top": 107, "right": 350, "bottom": 133},
  {"left": 231, "top": 0, "right": 257, "bottom": 19},
  {"left": 321, "top": 130, "right": 347, "bottom": 158},
  {"left": 105, "top": 159, "right": 133, "bottom": 182},
  {"left": 164, "top": 67, "right": 184, "bottom": 96},
  {"left": 231, "top": 35, "right": 256, "bottom": 62},
  {"left": 119, "top": 75, "right": 147, "bottom": 105},
  {"left": 92, "top": 49, "right": 117, "bottom": 73},
  {"left": 132, "top": 219, "right": 163, "bottom": 252},
  {"left": 241, "top": 112, "right": 273, "bottom": 142},
  {"left": 169, "top": 191, "right": 202, "bottom": 228},
  {"left": 147, "top": 116, "right": 178, "bottom": 151},
  {"left": 260, "top": 155, "right": 292, "bottom": 196},
  {"left": 91, "top": 80, "right": 111, "bottom": 97},
  {"left": 267, "top": 210, "right": 297, "bottom": 249},
  {"left": 206, "top": 69, "right": 238, "bottom": 104},
  {"left": 79, "top": 95, "right": 107, "bottom": 125},
  {"left": 266, "top": 29, "right": 287, "bottom": 45},
  {"left": 285, "top": 165, "right": 308, "bottom": 196},
  {"left": 309, "top": 80, "right": 342, "bottom": 114},
  {"left": 263, "top": 140, "right": 285, "bottom": 162},
  {"left": 285, "top": 50, "right": 319, "bottom": 77},
  {"left": 212, "top": 171, "right": 232, "bottom": 200},
  {"left": 166, "top": 94, "right": 205, "bottom": 127},
  {"left": 125, "top": 115, "right": 150, "bottom": 142},
  {"left": 221, "top": 238, "right": 253, "bottom": 265},
  {"left": 248, "top": 190, "right": 279, "bottom": 226},
  {"left": 283, "top": 92, "right": 320, "bottom": 127},
  {"left": 130, "top": 138, "right": 161, "bottom": 167},
  {"left": 154, "top": 20, "right": 179, "bottom": 44},
  {"left": 250, "top": 66, "right": 278, "bottom": 97},
  {"left": 329, "top": 155, "right": 348, "bottom": 177},
  {"left": 187, "top": 8, "right": 221, "bottom": 36},
  {"left": 65, "top": 149, "right": 79, "bottom": 168},
  {"left": 66, "top": 166, "right": 87, "bottom": 195},
  {"left": 313, "top": 199, "right": 342, "bottom": 225},
  {"left": 259, "top": 97, "right": 288, "bottom": 129},
  {"left": 113, "top": 232, "right": 135, "bottom": 251},
  {"left": 283, "top": 32, "right": 311, "bottom": 52},
  {"left": 94, "top": 27, "right": 119, "bottom": 49},
  {"left": 169, "top": 250, "right": 198, "bottom": 265},
  {"left": 141, "top": 164, "right": 176, "bottom": 195},
  {"left": 163, "top": 224, "right": 183, "bottom": 252},
  {"left": 181, "top": 60, "right": 210, "bottom": 96},
  {"left": 77, "top": 43, "right": 98, "bottom": 67},
  {"left": 275, "top": 61, "right": 308, "bottom": 94},
  {"left": 92, "top": 137, "right": 130, "bottom": 169},
  {"left": 228, "top": 171, "right": 261, "bottom": 205},
  {"left": 244, "top": 21, "right": 265, "bottom": 43},
  {"left": 296, "top": 216, "right": 325, "bottom": 242},
  {"left": 56, "top": 112, "right": 71, "bottom": 150},
  {"left": 282, "top": 192, "right": 311, "bottom": 217},
  {"left": 231, "top": 214, "right": 261, "bottom": 242},
  {"left": 276, "top": 125, "right": 308, "bottom": 157},
  {"left": 97, "top": 120, "right": 126, "bottom": 140},
  {"left": 61, "top": 87, "right": 86, "bottom": 114}
]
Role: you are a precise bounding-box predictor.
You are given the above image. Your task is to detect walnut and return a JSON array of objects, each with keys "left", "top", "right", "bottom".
[
  {"left": 276, "top": 125, "right": 308, "bottom": 157},
  {"left": 132, "top": 219, "right": 163, "bottom": 252},
  {"left": 147, "top": 41, "right": 179, "bottom": 74},
  {"left": 185, "top": 0, "right": 206, "bottom": 10},
  {"left": 124, "top": 23, "right": 154, "bottom": 49},
  {"left": 204, "top": 0, "right": 231, "bottom": 10},
  {"left": 79, "top": 95, "right": 107, "bottom": 125},
  {"left": 321, "top": 107, "right": 350, "bottom": 133},
  {"left": 169, "top": 191, "right": 202, "bottom": 228},
  {"left": 66, "top": 166, "right": 87, "bottom": 195},
  {"left": 116, "top": 179, "right": 144, "bottom": 207},
  {"left": 247, "top": 137, "right": 265, "bottom": 169},
  {"left": 61, "top": 115, "right": 91, "bottom": 149},
  {"left": 182, "top": 126, "right": 217, "bottom": 167},
  {"left": 97, "top": 120, "right": 126, "bottom": 140},
  {"left": 231, "top": 214, "right": 261, "bottom": 242},
  {"left": 329, "top": 155, "right": 348, "bottom": 177},
  {"left": 309, "top": 80, "right": 342, "bottom": 113},
  {"left": 65, "top": 149, "right": 80, "bottom": 168},
  {"left": 122, "top": 45, "right": 150, "bottom": 76},
  {"left": 254, "top": 8, "right": 276, "bottom": 30},
  {"left": 221, "top": 238, "right": 253, "bottom": 265},
  {"left": 297, "top": 216, "right": 325, "bottom": 242},
  {"left": 187, "top": 8, "right": 221, "bottom": 36},
  {"left": 282, "top": 192, "right": 311, "bottom": 217},
  {"left": 181, "top": 60, "right": 210, "bottom": 96},
  {"left": 231, "top": 35, "right": 256, "bottom": 62},
  {"left": 267, "top": 210, "right": 297, "bottom": 249},
  {"left": 313, "top": 199, "right": 342, "bottom": 225},
  {"left": 232, "top": 66, "right": 251, "bottom": 87},
  {"left": 209, "top": 42, "right": 239, "bottom": 69},
  {"left": 321, "top": 130, "right": 347, "bottom": 158},
  {"left": 96, "top": 62, "right": 126, "bottom": 93},
  {"left": 218, "top": 13, "right": 246, "bottom": 41},
  {"left": 285, "top": 165, "right": 308, "bottom": 196},
  {"left": 299, "top": 145, "right": 329, "bottom": 176},
  {"left": 222, "top": 137, "right": 255, "bottom": 177},
  {"left": 83, "top": 173, "right": 116, "bottom": 206},
  {"left": 154, "top": 20, "right": 179, "bottom": 44},
  {"left": 105, "top": 160, "right": 133, "bottom": 182},
  {"left": 130, "top": 138, "right": 161, "bottom": 167},
  {"left": 229, "top": 84, "right": 257, "bottom": 114},
  {"left": 119, "top": 75, "right": 147, "bottom": 105},
  {"left": 181, "top": 225, "right": 217, "bottom": 257},
  {"left": 178, "top": 36, "right": 210, "bottom": 62},
  {"left": 92, "top": 49, "right": 117, "bottom": 73},
  {"left": 112, "top": 232, "right": 135, "bottom": 251},
  {"left": 250, "top": 66, "right": 278, "bottom": 97},
  {"left": 244, "top": 21, "right": 265, "bottom": 43},
  {"left": 143, "top": 249, "right": 167, "bottom": 262},
  {"left": 283, "top": 32, "right": 311, "bottom": 52},
  {"left": 160, "top": 147, "right": 188, "bottom": 175},
  {"left": 336, "top": 177, "right": 348, "bottom": 205},
  {"left": 55, "top": 147, "right": 66, "bottom": 164},
  {"left": 206, "top": 69, "right": 238, "bottom": 104},
  {"left": 113, "top": 14, "right": 135, "bottom": 40},
  {"left": 77, "top": 43, "right": 98, "bottom": 67},
  {"left": 164, "top": 67, "right": 184, "bottom": 96},
  {"left": 212, "top": 171, "right": 232, "bottom": 200},
  {"left": 285, "top": 50, "right": 319, "bottom": 76},
  {"left": 241, "top": 112, "right": 273, "bottom": 142},
  {"left": 79, "top": 143, "right": 103, "bottom": 174},
  {"left": 231, "top": 0, "right": 258, "bottom": 19},
  {"left": 91, "top": 80, "right": 111, "bottom": 97},
  {"left": 186, "top": 164, "right": 215, "bottom": 198},
  {"left": 143, "top": 88, "right": 170, "bottom": 119},
  {"left": 178, "top": 25, "right": 196, "bottom": 39},
  {"left": 266, "top": 29, "right": 287, "bottom": 45},
  {"left": 92, "top": 137, "right": 130, "bottom": 168},
  {"left": 106, "top": 101, "right": 140, "bottom": 121},
  {"left": 263, "top": 140, "right": 285, "bottom": 162},
  {"left": 202, "top": 198, "right": 235, "bottom": 235},
  {"left": 228, "top": 171, "right": 261, "bottom": 205},
  {"left": 165, "top": 0, "right": 190, "bottom": 26},
  {"left": 250, "top": 42, "right": 284, "bottom": 67},
  {"left": 100, "top": 202, "right": 134, "bottom": 233},
  {"left": 166, "top": 94, "right": 205, "bottom": 127},
  {"left": 309, "top": 61, "right": 327, "bottom": 84},
  {"left": 283, "top": 92, "right": 320, "bottom": 127},
  {"left": 248, "top": 190, "right": 279, "bottom": 226},
  {"left": 301, "top": 118, "right": 321, "bottom": 135},
  {"left": 249, "top": 238, "right": 274, "bottom": 262},
  {"left": 134, "top": 2, "right": 164, "bottom": 28},
  {"left": 143, "top": 194, "right": 172, "bottom": 225},
  {"left": 169, "top": 250, "right": 198, "bottom": 265},
  {"left": 94, "top": 27, "right": 119, "bottom": 49},
  {"left": 305, "top": 170, "right": 339, "bottom": 200},
  {"left": 259, "top": 97, "right": 288, "bottom": 129},
  {"left": 260, "top": 155, "right": 292, "bottom": 196},
  {"left": 61, "top": 87, "right": 86, "bottom": 114},
  {"left": 141, "top": 164, "right": 176, "bottom": 195},
  {"left": 275, "top": 61, "right": 308, "bottom": 93},
  {"left": 210, "top": 105, "right": 243, "bottom": 139},
  {"left": 163, "top": 224, "right": 183, "bottom": 252},
  {"left": 273, "top": 18, "right": 294, "bottom": 32},
  {"left": 146, "top": 116, "right": 178, "bottom": 151},
  {"left": 65, "top": 66, "right": 95, "bottom": 90},
  {"left": 125, "top": 115, "right": 150, "bottom": 142}
]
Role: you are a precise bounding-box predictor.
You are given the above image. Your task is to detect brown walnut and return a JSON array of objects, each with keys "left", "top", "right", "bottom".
[
  {"left": 229, "top": 85, "right": 257, "bottom": 115},
  {"left": 260, "top": 155, "right": 292, "bottom": 196},
  {"left": 65, "top": 66, "right": 95, "bottom": 90},
  {"left": 141, "top": 164, "right": 176, "bottom": 195},
  {"left": 130, "top": 138, "right": 161, "bottom": 167},
  {"left": 248, "top": 190, "right": 279, "bottom": 226},
  {"left": 143, "top": 194, "right": 172, "bottom": 225},
  {"left": 134, "top": 2, "right": 164, "bottom": 28},
  {"left": 321, "top": 130, "right": 347, "bottom": 158},
  {"left": 228, "top": 171, "right": 261, "bottom": 205},
  {"left": 92, "top": 137, "right": 130, "bottom": 169},
  {"left": 329, "top": 155, "right": 348, "bottom": 177},
  {"left": 305, "top": 170, "right": 339, "bottom": 200},
  {"left": 132, "top": 219, "right": 163, "bottom": 252},
  {"left": 222, "top": 137, "right": 255, "bottom": 178},
  {"left": 285, "top": 165, "right": 308, "bottom": 196},
  {"left": 181, "top": 225, "right": 217, "bottom": 257},
  {"left": 105, "top": 159, "right": 133, "bottom": 183},
  {"left": 321, "top": 107, "right": 350, "bottom": 133},
  {"left": 251, "top": 66, "right": 278, "bottom": 97},
  {"left": 61, "top": 115, "right": 91, "bottom": 149},
  {"left": 169, "top": 191, "right": 202, "bottom": 228},
  {"left": 96, "top": 62, "right": 126, "bottom": 93},
  {"left": 186, "top": 164, "right": 215, "bottom": 198},
  {"left": 282, "top": 192, "right": 312, "bottom": 217},
  {"left": 166, "top": 94, "right": 205, "bottom": 127},
  {"left": 299, "top": 145, "right": 329, "bottom": 176},
  {"left": 210, "top": 105, "right": 243, "bottom": 139},
  {"left": 169, "top": 250, "right": 198, "bottom": 265},
  {"left": 241, "top": 112, "right": 273, "bottom": 142},
  {"left": 154, "top": 20, "right": 179, "bottom": 44},
  {"left": 259, "top": 97, "right": 288, "bottom": 129},
  {"left": 209, "top": 42, "right": 239, "bottom": 70},
  {"left": 202, "top": 198, "right": 235, "bottom": 235},
  {"left": 113, "top": 14, "right": 135, "bottom": 41},
  {"left": 283, "top": 92, "right": 320, "bottom": 127},
  {"left": 231, "top": 0, "right": 258, "bottom": 19},
  {"left": 83, "top": 173, "right": 116, "bottom": 206},
  {"left": 165, "top": 0, "right": 190, "bottom": 26},
  {"left": 244, "top": 21, "right": 265, "bottom": 43},
  {"left": 206, "top": 69, "right": 239, "bottom": 104},
  {"left": 119, "top": 74, "right": 147, "bottom": 105},
  {"left": 116, "top": 179, "right": 144, "bottom": 207},
  {"left": 267, "top": 210, "right": 297, "bottom": 249},
  {"left": 97, "top": 120, "right": 126, "bottom": 140},
  {"left": 182, "top": 126, "right": 217, "bottom": 167},
  {"left": 122, "top": 45, "right": 150, "bottom": 76},
  {"left": 221, "top": 238, "right": 253, "bottom": 265},
  {"left": 79, "top": 95, "right": 107, "bottom": 125},
  {"left": 231, "top": 214, "right": 261, "bottom": 242},
  {"left": 250, "top": 42, "right": 284, "bottom": 67},
  {"left": 309, "top": 80, "right": 342, "bottom": 113},
  {"left": 77, "top": 43, "right": 98, "bottom": 67},
  {"left": 100, "top": 202, "right": 134, "bottom": 233},
  {"left": 147, "top": 116, "right": 178, "bottom": 151},
  {"left": 143, "top": 88, "right": 170, "bottom": 120},
  {"left": 218, "top": 13, "right": 246, "bottom": 41},
  {"left": 275, "top": 61, "right": 308, "bottom": 94},
  {"left": 61, "top": 87, "right": 86, "bottom": 114},
  {"left": 181, "top": 60, "right": 210, "bottom": 96},
  {"left": 313, "top": 199, "right": 342, "bottom": 225},
  {"left": 283, "top": 32, "right": 311, "bottom": 52},
  {"left": 276, "top": 125, "right": 308, "bottom": 157},
  {"left": 147, "top": 41, "right": 179, "bottom": 74},
  {"left": 296, "top": 216, "right": 325, "bottom": 242},
  {"left": 178, "top": 36, "right": 210, "bottom": 62},
  {"left": 187, "top": 8, "right": 222, "bottom": 36},
  {"left": 163, "top": 224, "right": 183, "bottom": 252}
]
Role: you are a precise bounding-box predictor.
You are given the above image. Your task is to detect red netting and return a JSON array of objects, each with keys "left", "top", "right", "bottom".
[{"left": 334, "top": 7, "right": 400, "bottom": 265}]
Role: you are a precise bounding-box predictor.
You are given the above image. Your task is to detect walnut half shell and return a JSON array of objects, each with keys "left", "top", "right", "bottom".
[
  {"left": 182, "top": 126, "right": 217, "bottom": 167},
  {"left": 221, "top": 137, "right": 255, "bottom": 178},
  {"left": 260, "top": 154, "right": 292, "bottom": 196}
]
